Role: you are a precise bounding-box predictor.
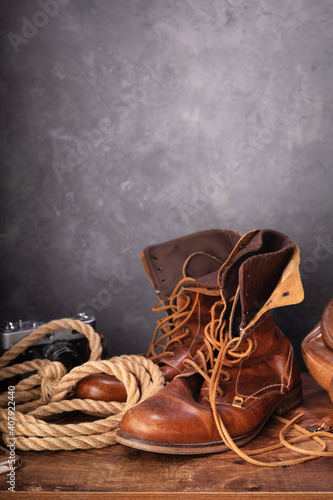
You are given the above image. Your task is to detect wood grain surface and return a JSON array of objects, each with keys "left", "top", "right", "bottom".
[{"left": 0, "top": 374, "right": 332, "bottom": 499}]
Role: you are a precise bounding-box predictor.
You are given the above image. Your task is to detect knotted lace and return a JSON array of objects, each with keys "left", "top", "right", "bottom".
[{"left": 183, "top": 297, "right": 333, "bottom": 467}]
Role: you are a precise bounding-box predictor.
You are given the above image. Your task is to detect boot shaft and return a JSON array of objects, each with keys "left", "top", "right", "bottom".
[
  {"left": 218, "top": 229, "right": 304, "bottom": 337},
  {"left": 143, "top": 229, "right": 242, "bottom": 377},
  {"left": 141, "top": 229, "right": 241, "bottom": 303}
]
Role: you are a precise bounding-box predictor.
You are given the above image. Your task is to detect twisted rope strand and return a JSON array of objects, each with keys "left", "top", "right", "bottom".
[
  {"left": 0, "top": 359, "right": 45, "bottom": 380},
  {"left": 0, "top": 318, "right": 164, "bottom": 451}
]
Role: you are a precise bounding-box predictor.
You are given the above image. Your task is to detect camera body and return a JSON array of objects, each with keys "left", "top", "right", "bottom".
[{"left": 0, "top": 313, "right": 96, "bottom": 371}]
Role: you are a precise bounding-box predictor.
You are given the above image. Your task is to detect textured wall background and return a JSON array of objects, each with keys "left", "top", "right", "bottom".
[{"left": 1, "top": 0, "right": 333, "bottom": 369}]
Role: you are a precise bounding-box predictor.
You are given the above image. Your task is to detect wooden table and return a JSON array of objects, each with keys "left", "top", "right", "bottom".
[{"left": 1, "top": 374, "right": 332, "bottom": 499}]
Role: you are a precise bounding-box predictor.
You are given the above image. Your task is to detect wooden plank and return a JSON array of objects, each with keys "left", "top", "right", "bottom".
[
  {"left": 0, "top": 374, "right": 332, "bottom": 498},
  {"left": 1, "top": 494, "right": 333, "bottom": 500}
]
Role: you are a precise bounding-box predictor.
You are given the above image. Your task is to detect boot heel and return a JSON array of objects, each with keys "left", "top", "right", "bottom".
[{"left": 274, "top": 383, "right": 303, "bottom": 415}]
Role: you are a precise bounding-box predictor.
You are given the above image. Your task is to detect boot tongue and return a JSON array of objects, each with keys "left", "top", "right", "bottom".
[{"left": 141, "top": 229, "right": 241, "bottom": 303}]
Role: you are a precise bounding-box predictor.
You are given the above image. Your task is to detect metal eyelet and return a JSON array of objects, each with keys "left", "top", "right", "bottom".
[{"left": 217, "top": 392, "right": 226, "bottom": 399}]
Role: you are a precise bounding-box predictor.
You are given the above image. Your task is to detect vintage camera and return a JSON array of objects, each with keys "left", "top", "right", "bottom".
[{"left": 0, "top": 312, "right": 96, "bottom": 371}]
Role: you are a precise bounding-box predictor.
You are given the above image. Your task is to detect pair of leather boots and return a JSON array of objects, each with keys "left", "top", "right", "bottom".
[{"left": 77, "top": 228, "right": 305, "bottom": 455}]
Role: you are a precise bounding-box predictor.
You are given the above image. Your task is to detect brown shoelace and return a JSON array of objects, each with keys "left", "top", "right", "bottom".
[
  {"left": 147, "top": 251, "right": 224, "bottom": 362},
  {"left": 146, "top": 275, "right": 197, "bottom": 361}
]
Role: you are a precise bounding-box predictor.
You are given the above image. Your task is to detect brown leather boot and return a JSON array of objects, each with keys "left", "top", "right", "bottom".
[
  {"left": 117, "top": 229, "right": 304, "bottom": 455},
  {"left": 75, "top": 229, "right": 241, "bottom": 402}
]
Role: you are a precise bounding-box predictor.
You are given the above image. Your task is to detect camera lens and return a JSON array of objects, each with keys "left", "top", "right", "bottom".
[{"left": 43, "top": 341, "right": 83, "bottom": 371}]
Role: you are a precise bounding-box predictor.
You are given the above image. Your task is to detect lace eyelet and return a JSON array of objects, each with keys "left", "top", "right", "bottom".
[{"left": 217, "top": 392, "right": 226, "bottom": 399}]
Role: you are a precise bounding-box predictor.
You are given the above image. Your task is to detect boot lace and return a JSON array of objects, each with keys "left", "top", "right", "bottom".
[
  {"left": 146, "top": 276, "right": 198, "bottom": 361},
  {"left": 183, "top": 295, "right": 252, "bottom": 396},
  {"left": 146, "top": 251, "right": 224, "bottom": 362}
]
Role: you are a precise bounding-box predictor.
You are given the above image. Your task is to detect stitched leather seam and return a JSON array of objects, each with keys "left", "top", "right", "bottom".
[
  {"left": 216, "top": 389, "right": 283, "bottom": 407},
  {"left": 237, "top": 383, "right": 285, "bottom": 400}
]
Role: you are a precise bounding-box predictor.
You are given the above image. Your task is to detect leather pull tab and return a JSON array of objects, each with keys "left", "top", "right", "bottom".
[{"left": 232, "top": 395, "right": 244, "bottom": 408}]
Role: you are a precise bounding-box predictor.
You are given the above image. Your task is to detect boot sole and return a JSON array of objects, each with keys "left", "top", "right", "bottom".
[{"left": 116, "top": 383, "right": 303, "bottom": 455}]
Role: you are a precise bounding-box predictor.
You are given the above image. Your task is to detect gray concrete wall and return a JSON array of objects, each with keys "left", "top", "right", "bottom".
[{"left": 1, "top": 0, "right": 332, "bottom": 368}]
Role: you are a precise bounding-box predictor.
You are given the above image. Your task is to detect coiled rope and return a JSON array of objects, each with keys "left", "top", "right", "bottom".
[{"left": 0, "top": 318, "right": 164, "bottom": 451}]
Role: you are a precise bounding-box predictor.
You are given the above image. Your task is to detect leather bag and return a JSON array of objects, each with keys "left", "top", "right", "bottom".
[{"left": 302, "top": 298, "right": 333, "bottom": 432}]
